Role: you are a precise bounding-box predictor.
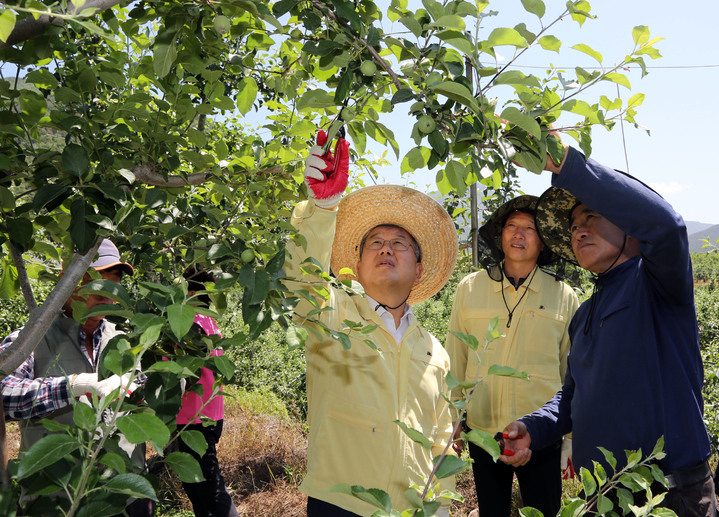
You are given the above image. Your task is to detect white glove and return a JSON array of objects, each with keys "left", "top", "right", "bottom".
[
  {"left": 70, "top": 373, "right": 136, "bottom": 399},
  {"left": 435, "top": 507, "right": 450, "bottom": 517},
  {"left": 561, "top": 436, "right": 575, "bottom": 479}
]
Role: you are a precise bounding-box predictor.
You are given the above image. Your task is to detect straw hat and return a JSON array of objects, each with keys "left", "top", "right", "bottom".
[
  {"left": 479, "top": 195, "right": 557, "bottom": 267},
  {"left": 331, "top": 185, "right": 458, "bottom": 305},
  {"left": 535, "top": 187, "right": 581, "bottom": 264}
]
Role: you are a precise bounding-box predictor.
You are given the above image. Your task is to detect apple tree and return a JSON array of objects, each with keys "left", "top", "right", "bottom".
[{"left": 0, "top": 0, "right": 660, "bottom": 513}]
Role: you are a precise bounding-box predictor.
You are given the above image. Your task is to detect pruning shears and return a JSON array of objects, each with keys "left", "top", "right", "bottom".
[{"left": 494, "top": 431, "right": 523, "bottom": 456}]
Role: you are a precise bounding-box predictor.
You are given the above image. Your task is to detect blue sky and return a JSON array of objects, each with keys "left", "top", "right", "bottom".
[{"left": 368, "top": 0, "right": 719, "bottom": 224}]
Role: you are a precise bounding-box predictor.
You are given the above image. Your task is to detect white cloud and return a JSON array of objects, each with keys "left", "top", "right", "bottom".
[{"left": 648, "top": 181, "right": 693, "bottom": 196}]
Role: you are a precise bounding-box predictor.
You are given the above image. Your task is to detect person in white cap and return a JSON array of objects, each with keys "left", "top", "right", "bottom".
[
  {"left": 0, "top": 238, "right": 152, "bottom": 516},
  {"left": 284, "top": 131, "right": 459, "bottom": 516}
]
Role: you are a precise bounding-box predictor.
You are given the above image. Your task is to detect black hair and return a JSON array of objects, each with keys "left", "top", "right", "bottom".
[{"left": 183, "top": 266, "right": 216, "bottom": 307}]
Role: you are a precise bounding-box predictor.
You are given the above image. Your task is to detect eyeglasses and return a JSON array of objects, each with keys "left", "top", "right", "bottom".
[{"left": 365, "top": 238, "right": 413, "bottom": 252}]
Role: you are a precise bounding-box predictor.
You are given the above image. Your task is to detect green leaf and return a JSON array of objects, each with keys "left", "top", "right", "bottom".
[
  {"left": 297, "top": 89, "right": 335, "bottom": 111},
  {"left": 521, "top": 0, "right": 545, "bottom": 18},
  {"left": 116, "top": 412, "right": 170, "bottom": 450},
  {"left": 0, "top": 8, "right": 16, "bottom": 43},
  {"left": 180, "top": 430, "right": 208, "bottom": 457},
  {"left": 153, "top": 42, "right": 177, "bottom": 78},
  {"left": 437, "top": 29, "right": 475, "bottom": 55},
  {"left": 401, "top": 146, "right": 430, "bottom": 174},
  {"left": 391, "top": 88, "right": 415, "bottom": 105},
  {"left": 537, "top": 35, "right": 561, "bottom": 52},
  {"left": 167, "top": 303, "right": 197, "bottom": 341},
  {"left": 209, "top": 354, "right": 235, "bottom": 380},
  {"left": 0, "top": 260, "right": 19, "bottom": 298},
  {"left": 99, "top": 452, "right": 127, "bottom": 474},
  {"left": 519, "top": 507, "right": 544, "bottom": 517},
  {"left": 430, "top": 81, "right": 478, "bottom": 112},
  {"left": 445, "top": 370, "right": 476, "bottom": 391},
  {"left": 598, "top": 446, "right": 617, "bottom": 471},
  {"left": 632, "top": 25, "right": 650, "bottom": 45},
  {"left": 17, "top": 434, "right": 80, "bottom": 479},
  {"left": 7, "top": 217, "right": 33, "bottom": 248},
  {"left": 334, "top": 68, "right": 354, "bottom": 105},
  {"left": 463, "top": 428, "right": 501, "bottom": 461},
  {"left": 73, "top": 401, "right": 97, "bottom": 431},
  {"left": 62, "top": 144, "right": 90, "bottom": 177},
  {"left": 596, "top": 493, "right": 613, "bottom": 513},
  {"left": 330, "top": 484, "right": 392, "bottom": 511},
  {"left": 580, "top": 466, "right": 596, "bottom": 496},
  {"left": 444, "top": 160, "right": 467, "bottom": 196},
  {"left": 394, "top": 420, "right": 432, "bottom": 450},
  {"left": 487, "top": 364, "right": 530, "bottom": 380},
  {"left": 0, "top": 186, "right": 15, "bottom": 211},
  {"left": 79, "top": 279, "right": 132, "bottom": 308},
  {"left": 70, "top": 198, "right": 97, "bottom": 253},
  {"left": 485, "top": 27, "right": 529, "bottom": 49},
  {"left": 236, "top": 76, "right": 258, "bottom": 115},
  {"left": 430, "top": 15, "right": 465, "bottom": 31},
  {"left": 501, "top": 107, "right": 540, "bottom": 139},
  {"left": 286, "top": 325, "right": 308, "bottom": 350},
  {"left": 33, "top": 184, "right": 70, "bottom": 212},
  {"left": 433, "top": 454, "right": 471, "bottom": 479},
  {"left": 602, "top": 72, "right": 631, "bottom": 89},
  {"left": 571, "top": 43, "right": 603, "bottom": 63},
  {"left": 104, "top": 473, "right": 158, "bottom": 500}
]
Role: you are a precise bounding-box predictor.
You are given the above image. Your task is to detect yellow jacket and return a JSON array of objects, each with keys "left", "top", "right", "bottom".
[
  {"left": 285, "top": 200, "right": 455, "bottom": 516},
  {"left": 446, "top": 267, "right": 579, "bottom": 434}
]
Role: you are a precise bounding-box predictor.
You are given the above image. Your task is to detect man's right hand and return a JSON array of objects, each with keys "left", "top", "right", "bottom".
[
  {"left": 303, "top": 130, "right": 350, "bottom": 209},
  {"left": 70, "top": 372, "right": 135, "bottom": 399},
  {"left": 498, "top": 420, "right": 532, "bottom": 466}
]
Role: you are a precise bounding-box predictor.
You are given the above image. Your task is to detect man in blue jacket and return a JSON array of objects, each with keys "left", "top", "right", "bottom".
[{"left": 499, "top": 142, "right": 716, "bottom": 516}]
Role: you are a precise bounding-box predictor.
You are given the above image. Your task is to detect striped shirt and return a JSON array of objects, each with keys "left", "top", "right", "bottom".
[{"left": 0, "top": 320, "right": 104, "bottom": 420}]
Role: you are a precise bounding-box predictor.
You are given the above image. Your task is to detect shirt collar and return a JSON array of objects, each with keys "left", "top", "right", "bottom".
[
  {"left": 366, "top": 294, "right": 414, "bottom": 321},
  {"left": 492, "top": 264, "right": 542, "bottom": 293}
]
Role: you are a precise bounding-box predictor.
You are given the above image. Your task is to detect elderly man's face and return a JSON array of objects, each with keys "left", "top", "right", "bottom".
[
  {"left": 501, "top": 211, "right": 544, "bottom": 267},
  {"left": 570, "top": 205, "right": 627, "bottom": 273},
  {"left": 356, "top": 225, "right": 423, "bottom": 299}
]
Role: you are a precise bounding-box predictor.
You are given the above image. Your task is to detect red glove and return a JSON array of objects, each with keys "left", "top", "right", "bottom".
[
  {"left": 562, "top": 457, "right": 575, "bottom": 479},
  {"left": 304, "top": 130, "right": 350, "bottom": 208}
]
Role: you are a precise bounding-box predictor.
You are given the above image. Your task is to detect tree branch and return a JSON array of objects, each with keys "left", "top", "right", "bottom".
[
  {"left": 0, "top": 236, "right": 103, "bottom": 377},
  {"left": 0, "top": 0, "right": 123, "bottom": 49},
  {"left": 131, "top": 162, "right": 286, "bottom": 187},
  {"left": 7, "top": 240, "right": 37, "bottom": 312}
]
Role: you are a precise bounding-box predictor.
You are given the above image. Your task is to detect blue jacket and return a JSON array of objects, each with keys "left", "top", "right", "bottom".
[{"left": 521, "top": 148, "right": 710, "bottom": 473}]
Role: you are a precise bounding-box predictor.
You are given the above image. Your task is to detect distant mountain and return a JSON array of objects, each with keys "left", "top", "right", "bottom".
[
  {"left": 689, "top": 223, "right": 719, "bottom": 254},
  {"left": 686, "top": 221, "right": 715, "bottom": 236}
]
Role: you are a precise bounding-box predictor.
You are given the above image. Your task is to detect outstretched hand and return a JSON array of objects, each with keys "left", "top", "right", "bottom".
[
  {"left": 498, "top": 420, "right": 532, "bottom": 466},
  {"left": 303, "top": 130, "right": 350, "bottom": 208}
]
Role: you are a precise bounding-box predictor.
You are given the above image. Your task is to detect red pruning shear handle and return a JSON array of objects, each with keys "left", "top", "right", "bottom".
[{"left": 495, "top": 431, "right": 523, "bottom": 456}]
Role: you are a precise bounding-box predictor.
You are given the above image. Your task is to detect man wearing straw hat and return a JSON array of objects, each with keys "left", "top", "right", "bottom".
[
  {"left": 284, "top": 132, "right": 458, "bottom": 516},
  {"left": 446, "top": 195, "right": 578, "bottom": 517},
  {"left": 499, "top": 143, "right": 716, "bottom": 515}
]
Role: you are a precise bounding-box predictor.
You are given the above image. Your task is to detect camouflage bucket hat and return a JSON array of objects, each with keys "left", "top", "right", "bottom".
[
  {"left": 535, "top": 187, "right": 581, "bottom": 265},
  {"left": 479, "top": 195, "right": 557, "bottom": 266}
]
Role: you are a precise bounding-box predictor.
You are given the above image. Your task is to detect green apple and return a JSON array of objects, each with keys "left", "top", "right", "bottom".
[
  {"left": 241, "top": 249, "right": 254, "bottom": 263},
  {"left": 416, "top": 115, "right": 436, "bottom": 134},
  {"left": 213, "top": 15, "right": 231, "bottom": 34},
  {"left": 360, "top": 61, "right": 377, "bottom": 77}
]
